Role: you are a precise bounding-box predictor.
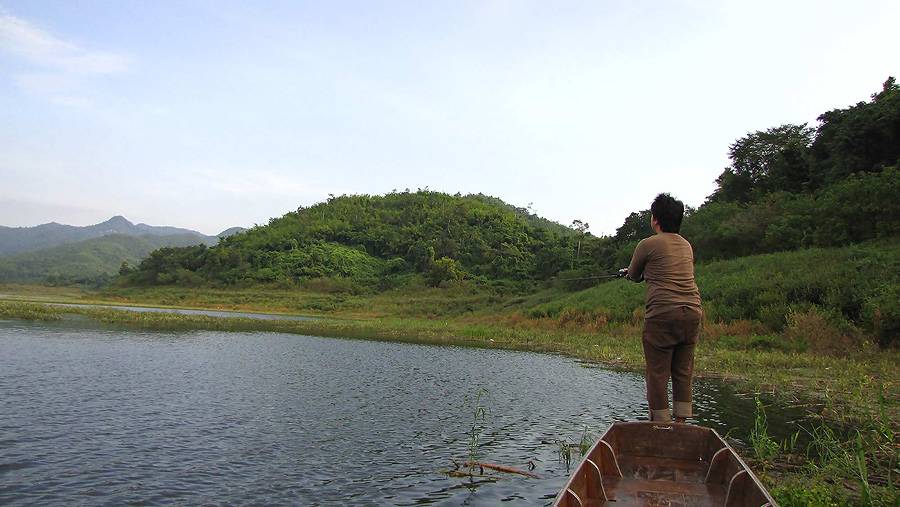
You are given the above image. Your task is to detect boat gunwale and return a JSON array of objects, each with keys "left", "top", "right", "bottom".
[{"left": 552, "top": 421, "right": 777, "bottom": 506}]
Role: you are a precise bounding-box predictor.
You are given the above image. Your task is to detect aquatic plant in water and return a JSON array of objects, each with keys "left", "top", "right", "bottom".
[
  {"left": 468, "top": 387, "right": 490, "bottom": 467},
  {"left": 555, "top": 426, "right": 594, "bottom": 471},
  {"left": 750, "top": 397, "right": 779, "bottom": 464}
]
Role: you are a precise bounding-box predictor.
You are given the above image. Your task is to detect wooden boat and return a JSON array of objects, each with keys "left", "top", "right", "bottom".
[{"left": 553, "top": 422, "right": 777, "bottom": 506}]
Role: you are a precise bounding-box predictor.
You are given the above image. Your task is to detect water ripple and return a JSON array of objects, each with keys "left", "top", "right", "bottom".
[{"left": 0, "top": 319, "right": 786, "bottom": 505}]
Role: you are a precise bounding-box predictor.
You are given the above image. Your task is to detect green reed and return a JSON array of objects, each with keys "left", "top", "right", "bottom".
[
  {"left": 468, "top": 388, "right": 490, "bottom": 466},
  {"left": 771, "top": 388, "right": 900, "bottom": 506},
  {"left": 556, "top": 439, "right": 572, "bottom": 469},
  {"left": 555, "top": 426, "right": 594, "bottom": 471},
  {"left": 750, "top": 397, "right": 779, "bottom": 464}
]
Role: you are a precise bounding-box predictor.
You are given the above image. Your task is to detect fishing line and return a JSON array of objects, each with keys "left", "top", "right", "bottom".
[{"left": 554, "top": 273, "right": 623, "bottom": 282}]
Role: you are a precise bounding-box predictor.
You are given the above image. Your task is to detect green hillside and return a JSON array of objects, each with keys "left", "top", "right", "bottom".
[
  {"left": 119, "top": 75, "right": 900, "bottom": 294},
  {"left": 524, "top": 237, "right": 900, "bottom": 347},
  {"left": 600, "top": 77, "right": 900, "bottom": 267},
  {"left": 120, "top": 191, "right": 584, "bottom": 290},
  {"left": 0, "top": 234, "right": 214, "bottom": 286},
  {"left": 116, "top": 77, "right": 900, "bottom": 349}
]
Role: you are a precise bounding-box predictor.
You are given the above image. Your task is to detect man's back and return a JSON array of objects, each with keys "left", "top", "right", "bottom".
[{"left": 627, "top": 233, "right": 701, "bottom": 318}]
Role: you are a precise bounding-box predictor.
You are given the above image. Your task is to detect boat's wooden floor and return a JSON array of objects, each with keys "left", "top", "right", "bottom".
[
  {"left": 598, "top": 455, "right": 727, "bottom": 507},
  {"left": 554, "top": 423, "right": 776, "bottom": 507}
]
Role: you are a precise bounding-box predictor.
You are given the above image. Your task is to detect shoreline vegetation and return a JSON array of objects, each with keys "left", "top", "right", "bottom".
[{"left": 2, "top": 276, "right": 898, "bottom": 505}]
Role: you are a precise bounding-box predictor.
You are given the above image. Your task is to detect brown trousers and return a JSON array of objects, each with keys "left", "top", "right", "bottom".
[{"left": 642, "top": 306, "right": 702, "bottom": 422}]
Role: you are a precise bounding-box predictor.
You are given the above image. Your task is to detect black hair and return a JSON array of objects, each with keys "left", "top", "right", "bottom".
[{"left": 650, "top": 193, "right": 684, "bottom": 233}]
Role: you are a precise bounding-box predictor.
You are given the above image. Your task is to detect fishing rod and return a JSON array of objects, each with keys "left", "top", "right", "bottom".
[{"left": 555, "top": 269, "right": 627, "bottom": 282}]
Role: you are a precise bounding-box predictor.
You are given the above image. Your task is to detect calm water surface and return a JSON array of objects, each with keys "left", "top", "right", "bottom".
[{"left": 0, "top": 319, "right": 795, "bottom": 506}]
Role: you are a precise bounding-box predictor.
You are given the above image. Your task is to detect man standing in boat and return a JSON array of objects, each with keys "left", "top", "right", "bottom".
[{"left": 620, "top": 193, "right": 702, "bottom": 423}]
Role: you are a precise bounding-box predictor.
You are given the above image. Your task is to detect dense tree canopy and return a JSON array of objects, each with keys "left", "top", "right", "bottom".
[
  {"left": 710, "top": 77, "right": 899, "bottom": 205},
  {"left": 123, "top": 191, "right": 594, "bottom": 290},
  {"left": 812, "top": 77, "right": 900, "bottom": 183},
  {"left": 683, "top": 77, "right": 900, "bottom": 262},
  {"left": 711, "top": 123, "right": 815, "bottom": 202}
]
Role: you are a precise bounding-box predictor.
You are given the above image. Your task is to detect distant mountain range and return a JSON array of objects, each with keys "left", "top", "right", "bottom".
[
  {"left": 0, "top": 216, "right": 242, "bottom": 258},
  {"left": 0, "top": 216, "right": 246, "bottom": 285}
]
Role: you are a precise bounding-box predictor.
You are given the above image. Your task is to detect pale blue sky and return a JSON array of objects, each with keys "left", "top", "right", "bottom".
[{"left": 1, "top": 1, "right": 897, "bottom": 236}]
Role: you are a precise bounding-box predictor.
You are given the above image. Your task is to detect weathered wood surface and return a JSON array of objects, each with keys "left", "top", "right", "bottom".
[
  {"left": 451, "top": 459, "right": 540, "bottom": 478},
  {"left": 552, "top": 422, "right": 777, "bottom": 507}
]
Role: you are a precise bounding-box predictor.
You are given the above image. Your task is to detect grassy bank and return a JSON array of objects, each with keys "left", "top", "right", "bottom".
[{"left": 2, "top": 274, "right": 899, "bottom": 504}]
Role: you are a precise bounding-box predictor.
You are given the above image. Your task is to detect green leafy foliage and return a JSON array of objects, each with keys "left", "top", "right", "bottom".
[
  {"left": 577, "top": 80, "right": 900, "bottom": 275},
  {"left": 428, "top": 257, "right": 465, "bottom": 287},
  {"left": 685, "top": 77, "right": 900, "bottom": 263},
  {"left": 122, "top": 191, "right": 582, "bottom": 289},
  {"left": 813, "top": 77, "right": 900, "bottom": 181},
  {"left": 750, "top": 398, "right": 780, "bottom": 463},
  {"left": 684, "top": 167, "right": 900, "bottom": 261},
  {"left": 710, "top": 77, "right": 900, "bottom": 204},
  {"left": 699, "top": 242, "right": 900, "bottom": 346},
  {"left": 712, "top": 123, "right": 816, "bottom": 203},
  {"left": 523, "top": 238, "right": 900, "bottom": 347}
]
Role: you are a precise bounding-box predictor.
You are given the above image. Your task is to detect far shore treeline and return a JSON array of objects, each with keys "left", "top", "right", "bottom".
[{"left": 104, "top": 78, "right": 899, "bottom": 347}]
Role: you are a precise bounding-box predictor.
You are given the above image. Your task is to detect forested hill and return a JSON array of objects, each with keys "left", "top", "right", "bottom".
[
  {"left": 680, "top": 77, "right": 900, "bottom": 261},
  {"left": 122, "top": 192, "right": 588, "bottom": 289},
  {"left": 609, "top": 77, "right": 900, "bottom": 264},
  {"left": 124, "top": 77, "right": 900, "bottom": 291}
]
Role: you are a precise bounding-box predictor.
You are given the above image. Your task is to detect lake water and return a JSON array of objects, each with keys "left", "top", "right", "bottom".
[{"left": 0, "top": 318, "right": 797, "bottom": 506}]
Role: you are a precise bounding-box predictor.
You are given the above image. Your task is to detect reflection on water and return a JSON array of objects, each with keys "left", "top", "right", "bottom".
[{"left": 0, "top": 319, "right": 804, "bottom": 505}]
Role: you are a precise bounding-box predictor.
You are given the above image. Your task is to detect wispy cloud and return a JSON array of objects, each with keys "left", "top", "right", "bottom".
[
  {"left": 0, "top": 13, "right": 130, "bottom": 74},
  {"left": 0, "top": 13, "right": 130, "bottom": 107}
]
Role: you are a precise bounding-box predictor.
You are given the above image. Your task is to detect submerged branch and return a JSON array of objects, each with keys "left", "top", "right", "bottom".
[{"left": 452, "top": 459, "right": 540, "bottom": 478}]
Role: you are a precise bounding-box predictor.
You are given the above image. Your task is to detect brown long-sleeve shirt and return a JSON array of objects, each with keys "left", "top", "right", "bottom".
[{"left": 627, "top": 233, "right": 702, "bottom": 319}]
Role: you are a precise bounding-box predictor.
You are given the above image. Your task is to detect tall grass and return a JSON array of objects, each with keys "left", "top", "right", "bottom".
[
  {"left": 750, "top": 398, "right": 780, "bottom": 463},
  {"left": 752, "top": 385, "right": 900, "bottom": 506},
  {"left": 525, "top": 238, "right": 900, "bottom": 348},
  {"left": 0, "top": 300, "right": 66, "bottom": 321}
]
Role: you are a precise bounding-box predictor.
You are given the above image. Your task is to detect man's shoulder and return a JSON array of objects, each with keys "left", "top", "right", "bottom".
[
  {"left": 659, "top": 233, "right": 690, "bottom": 245},
  {"left": 639, "top": 233, "right": 682, "bottom": 245},
  {"left": 639, "top": 233, "right": 692, "bottom": 250}
]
